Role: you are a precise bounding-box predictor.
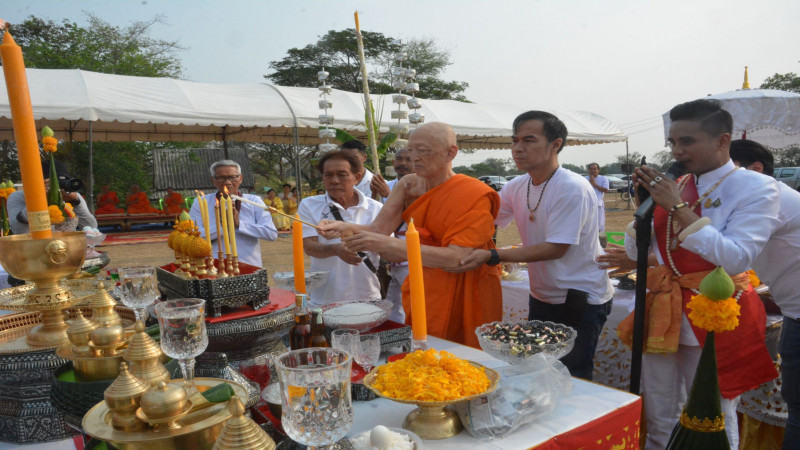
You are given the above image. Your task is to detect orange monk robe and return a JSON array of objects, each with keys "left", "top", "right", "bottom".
[
  {"left": 126, "top": 191, "right": 162, "bottom": 214},
  {"left": 96, "top": 191, "right": 124, "bottom": 215},
  {"left": 401, "top": 174, "right": 503, "bottom": 348},
  {"left": 164, "top": 191, "right": 188, "bottom": 215}
]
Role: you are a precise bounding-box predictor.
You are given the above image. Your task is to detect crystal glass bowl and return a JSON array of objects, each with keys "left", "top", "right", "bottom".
[
  {"left": 272, "top": 271, "right": 330, "bottom": 292},
  {"left": 475, "top": 320, "right": 577, "bottom": 364},
  {"left": 312, "top": 299, "right": 392, "bottom": 333}
]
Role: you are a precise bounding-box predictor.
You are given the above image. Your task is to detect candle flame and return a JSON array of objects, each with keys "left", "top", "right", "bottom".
[
  {"left": 223, "top": 186, "right": 230, "bottom": 197},
  {"left": 215, "top": 198, "right": 220, "bottom": 206}
]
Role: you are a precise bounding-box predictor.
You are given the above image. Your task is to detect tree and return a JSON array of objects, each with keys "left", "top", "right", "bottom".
[
  {"left": 265, "top": 30, "right": 469, "bottom": 101},
  {"left": 6, "top": 14, "right": 185, "bottom": 78},
  {"left": 760, "top": 72, "right": 800, "bottom": 93},
  {"left": 562, "top": 163, "right": 586, "bottom": 174}
]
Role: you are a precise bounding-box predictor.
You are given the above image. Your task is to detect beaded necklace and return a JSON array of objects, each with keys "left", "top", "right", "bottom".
[{"left": 526, "top": 168, "right": 558, "bottom": 222}]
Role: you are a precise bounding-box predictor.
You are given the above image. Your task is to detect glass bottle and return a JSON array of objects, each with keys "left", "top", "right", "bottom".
[
  {"left": 289, "top": 294, "right": 311, "bottom": 350},
  {"left": 310, "top": 308, "right": 329, "bottom": 348}
]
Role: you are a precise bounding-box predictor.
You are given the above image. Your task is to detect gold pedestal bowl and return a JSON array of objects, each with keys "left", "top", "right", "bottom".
[
  {"left": 0, "top": 232, "right": 89, "bottom": 347},
  {"left": 363, "top": 362, "right": 500, "bottom": 440}
]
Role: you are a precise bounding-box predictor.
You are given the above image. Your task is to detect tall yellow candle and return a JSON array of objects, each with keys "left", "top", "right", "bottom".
[
  {"left": 214, "top": 198, "right": 224, "bottom": 256},
  {"left": 219, "top": 195, "right": 231, "bottom": 255},
  {"left": 196, "top": 192, "right": 212, "bottom": 249},
  {"left": 226, "top": 194, "right": 237, "bottom": 257},
  {"left": 406, "top": 219, "right": 427, "bottom": 341},
  {"left": 0, "top": 31, "right": 51, "bottom": 239},
  {"left": 292, "top": 214, "right": 306, "bottom": 294}
]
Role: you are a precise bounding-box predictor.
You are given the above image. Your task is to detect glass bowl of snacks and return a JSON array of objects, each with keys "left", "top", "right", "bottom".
[
  {"left": 475, "top": 320, "right": 577, "bottom": 364},
  {"left": 313, "top": 299, "right": 393, "bottom": 333}
]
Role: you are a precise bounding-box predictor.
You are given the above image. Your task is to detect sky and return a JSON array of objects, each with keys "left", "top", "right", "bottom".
[{"left": 5, "top": 0, "right": 800, "bottom": 171}]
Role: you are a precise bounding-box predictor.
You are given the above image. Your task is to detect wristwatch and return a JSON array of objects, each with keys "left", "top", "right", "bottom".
[{"left": 487, "top": 249, "right": 501, "bottom": 266}]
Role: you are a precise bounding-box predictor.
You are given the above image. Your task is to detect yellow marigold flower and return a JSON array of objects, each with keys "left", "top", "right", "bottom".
[
  {"left": 687, "top": 294, "right": 741, "bottom": 332},
  {"left": 747, "top": 270, "right": 761, "bottom": 287},
  {"left": 372, "top": 349, "right": 490, "bottom": 402},
  {"left": 42, "top": 136, "right": 58, "bottom": 153},
  {"left": 48, "top": 205, "right": 65, "bottom": 224},
  {"left": 0, "top": 187, "right": 15, "bottom": 200},
  {"left": 64, "top": 203, "right": 75, "bottom": 219}
]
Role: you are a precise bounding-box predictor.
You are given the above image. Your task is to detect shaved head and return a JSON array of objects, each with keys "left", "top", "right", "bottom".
[{"left": 410, "top": 122, "right": 457, "bottom": 150}]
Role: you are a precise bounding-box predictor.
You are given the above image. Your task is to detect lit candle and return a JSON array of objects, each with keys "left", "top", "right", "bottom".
[
  {"left": 196, "top": 191, "right": 212, "bottom": 250},
  {"left": 0, "top": 30, "right": 51, "bottom": 239},
  {"left": 292, "top": 214, "right": 306, "bottom": 294},
  {"left": 219, "top": 196, "right": 231, "bottom": 255},
  {"left": 226, "top": 193, "right": 238, "bottom": 257},
  {"left": 406, "top": 219, "right": 427, "bottom": 343},
  {"left": 214, "top": 198, "right": 224, "bottom": 255}
]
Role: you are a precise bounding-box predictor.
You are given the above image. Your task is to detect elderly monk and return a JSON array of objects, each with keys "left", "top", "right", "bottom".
[
  {"left": 126, "top": 185, "right": 163, "bottom": 215},
  {"left": 96, "top": 184, "right": 124, "bottom": 215},
  {"left": 319, "top": 122, "right": 502, "bottom": 348},
  {"left": 164, "top": 187, "right": 188, "bottom": 215}
]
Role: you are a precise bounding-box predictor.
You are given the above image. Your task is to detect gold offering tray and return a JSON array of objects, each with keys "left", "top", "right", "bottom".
[
  {"left": 363, "top": 361, "right": 499, "bottom": 439},
  {"left": 0, "top": 279, "right": 109, "bottom": 311},
  {"left": 83, "top": 378, "right": 247, "bottom": 450}
]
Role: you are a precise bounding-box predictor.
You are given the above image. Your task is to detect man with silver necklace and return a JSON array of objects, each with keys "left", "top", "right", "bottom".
[
  {"left": 451, "top": 110, "right": 613, "bottom": 380},
  {"left": 621, "top": 99, "right": 779, "bottom": 449}
]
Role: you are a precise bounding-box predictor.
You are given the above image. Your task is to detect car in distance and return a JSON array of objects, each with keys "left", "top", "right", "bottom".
[
  {"left": 478, "top": 175, "right": 507, "bottom": 191},
  {"left": 774, "top": 167, "right": 800, "bottom": 190},
  {"left": 605, "top": 176, "right": 629, "bottom": 191}
]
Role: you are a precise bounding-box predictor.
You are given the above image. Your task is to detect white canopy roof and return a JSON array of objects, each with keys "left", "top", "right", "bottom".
[
  {"left": 0, "top": 69, "right": 627, "bottom": 148},
  {"left": 662, "top": 89, "right": 800, "bottom": 149}
]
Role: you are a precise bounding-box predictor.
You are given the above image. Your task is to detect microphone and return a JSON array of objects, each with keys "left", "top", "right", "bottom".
[{"left": 634, "top": 162, "right": 687, "bottom": 220}]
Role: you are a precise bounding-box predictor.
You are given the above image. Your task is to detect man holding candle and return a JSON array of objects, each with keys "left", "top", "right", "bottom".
[
  {"left": 189, "top": 160, "right": 277, "bottom": 267},
  {"left": 452, "top": 111, "right": 614, "bottom": 380},
  {"left": 319, "top": 122, "right": 502, "bottom": 348},
  {"left": 298, "top": 150, "right": 383, "bottom": 303}
]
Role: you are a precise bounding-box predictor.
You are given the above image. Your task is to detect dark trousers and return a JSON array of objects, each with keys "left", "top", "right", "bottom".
[
  {"left": 528, "top": 295, "right": 612, "bottom": 380},
  {"left": 781, "top": 317, "right": 800, "bottom": 450}
]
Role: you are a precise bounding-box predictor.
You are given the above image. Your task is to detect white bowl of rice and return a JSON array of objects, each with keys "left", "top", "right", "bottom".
[{"left": 312, "top": 299, "right": 393, "bottom": 333}]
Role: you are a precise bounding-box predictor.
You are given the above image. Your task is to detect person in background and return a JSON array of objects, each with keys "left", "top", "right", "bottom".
[
  {"left": 316, "top": 188, "right": 325, "bottom": 195},
  {"left": 263, "top": 187, "right": 289, "bottom": 231},
  {"left": 298, "top": 150, "right": 383, "bottom": 302},
  {"left": 163, "top": 187, "right": 188, "bottom": 215},
  {"left": 95, "top": 184, "right": 124, "bottom": 215},
  {"left": 190, "top": 160, "right": 277, "bottom": 267},
  {"left": 585, "top": 162, "right": 610, "bottom": 234},
  {"left": 280, "top": 183, "right": 293, "bottom": 212},
  {"left": 341, "top": 139, "right": 374, "bottom": 198},
  {"left": 730, "top": 138, "right": 800, "bottom": 449},
  {"left": 126, "top": 185, "right": 162, "bottom": 215}
]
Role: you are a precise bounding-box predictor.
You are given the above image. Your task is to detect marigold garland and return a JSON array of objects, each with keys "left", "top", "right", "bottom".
[
  {"left": 687, "top": 294, "right": 740, "bottom": 332},
  {"left": 747, "top": 270, "right": 760, "bottom": 287},
  {"left": 42, "top": 136, "right": 58, "bottom": 153},
  {"left": 48, "top": 204, "right": 65, "bottom": 224},
  {"left": 64, "top": 202, "right": 75, "bottom": 219},
  {"left": 372, "top": 349, "right": 490, "bottom": 402}
]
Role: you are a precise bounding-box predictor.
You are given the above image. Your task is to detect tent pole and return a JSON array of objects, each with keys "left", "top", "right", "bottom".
[
  {"left": 625, "top": 140, "right": 631, "bottom": 210},
  {"left": 223, "top": 126, "right": 229, "bottom": 160},
  {"left": 88, "top": 122, "right": 95, "bottom": 213},
  {"left": 264, "top": 83, "right": 303, "bottom": 199}
]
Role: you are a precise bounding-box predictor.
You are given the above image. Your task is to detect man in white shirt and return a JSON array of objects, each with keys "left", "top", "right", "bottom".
[
  {"left": 585, "top": 163, "right": 610, "bottom": 233},
  {"left": 341, "top": 139, "right": 374, "bottom": 199},
  {"left": 730, "top": 139, "right": 800, "bottom": 449},
  {"left": 298, "top": 150, "right": 383, "bottom": 303},
  {"left": 454, "top": 111, "right": 614, "bottom": 380},
  {"left": 624, "top": 100, "right": 779, "bottom": 449},
  {"left": 190, "top": 160, "right": 277, "bottom": 267}
]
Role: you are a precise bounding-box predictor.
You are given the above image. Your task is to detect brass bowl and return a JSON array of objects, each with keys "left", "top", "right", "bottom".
[
  {"left": 141, "top": 381, "right": 189, "bottom": 420},
  {"left": 0, "top": 232, "right": 86, "bottom": 281},
  {"left": 363, "top": 361, "right": 499, "bottom": 439}
]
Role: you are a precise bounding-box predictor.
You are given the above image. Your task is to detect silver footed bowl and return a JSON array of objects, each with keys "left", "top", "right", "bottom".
[{"left": 475, "top": 320, "right": 577, "bottom": 364}]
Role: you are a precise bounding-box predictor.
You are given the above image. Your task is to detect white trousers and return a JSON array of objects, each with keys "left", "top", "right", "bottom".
[
  {"left": 598, "top": 204, "right": 606, "bottom": 233},
  {"left": 642, "top": 345, "right": 740, "bottom": 450},
  {"left": 385, "top": 265, "right": 408, "bottom": 324}
]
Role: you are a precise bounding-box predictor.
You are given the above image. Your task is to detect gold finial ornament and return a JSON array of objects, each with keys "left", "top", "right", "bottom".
[
  {"left": 742, "top": 66, "right": 751, "bottom": 89},
  {"left": 88, "top": 281, "right": 122, "bottom": 328},
  {"left": 104, "top": 362, "right": 149, "bottom": 431},
  {"left": 212, "top": 396, "right": 276, "bottom": 450},
  {"left": 124, "top": 321, "right": 170, "bottom": 386}
]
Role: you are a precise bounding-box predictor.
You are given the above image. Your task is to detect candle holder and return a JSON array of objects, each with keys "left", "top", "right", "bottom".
[
  {"left": 172, "top": 250, "right": 184, "bottom": 275},
  {"left": 0, "top": 232, "right": 89, "bottom": 347},
  {"left": 206, "top": 256, "right": 218, "bottom": 276},
  {"left": 194, "top": 257, "right": 208, "bottom": 277},
  {"left": 225, "top": 254, "right": 234, "bottom": 276},
  {"left": 231, "top": 256, "right": 240, "bottom": 276},
  {"left": 217, "top": 252, "right": 228, "bottom": 278}
]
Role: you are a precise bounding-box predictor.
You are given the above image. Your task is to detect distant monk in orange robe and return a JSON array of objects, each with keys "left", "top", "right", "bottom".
[
  {"left": 96, "top": 184, "right": 124, "bottom": 215},
  {"left": 126, "top": 185, "right": 162, "bottom": 215},
  {"left": 318, "top": 122, "right": 502, "bottom": 348},
  {"left": 164, "top": 187, "right": 188, "bottom": 215}
]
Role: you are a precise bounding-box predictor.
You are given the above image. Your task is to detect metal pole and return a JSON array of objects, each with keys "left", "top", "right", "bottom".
[
  {"left": 222, "top": 126, "right": 229, "bottom": 160},
  {"left": 88, "top": 122, "right": 94, "bottom": 213},
  {"left": 625, "top": 140, "right": 631, "bottom": 210}
]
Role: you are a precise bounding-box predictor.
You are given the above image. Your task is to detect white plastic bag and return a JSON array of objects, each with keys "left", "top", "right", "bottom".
[{"left": 454, "top": 353, "right": 573, "bottom": 439}]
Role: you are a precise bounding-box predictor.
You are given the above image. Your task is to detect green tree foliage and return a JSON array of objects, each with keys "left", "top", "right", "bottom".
[
  {"left": 6, "top": 14, "right": 185, "bottom": 78},
  {"left": 266, "top": 30, "right": 469, "bottom": 101},
  {"left": 562, "top": 163, "right": 586, "bottom": 174},
  {"left": 760, "top": 72, "right": 800, "bottom": 93}
]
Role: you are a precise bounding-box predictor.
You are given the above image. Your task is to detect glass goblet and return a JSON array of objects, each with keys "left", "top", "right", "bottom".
[
  {"left": 276, "top": 348, "right": 353, "bottom": 449},
  {"left": 155, "top": 298, "right": 208, "bottom": 396},
  {"left": 331, "top": 328, "right": 360, "bottom": 357},
  {"left": 354, "top": 334, "right": 381, "bottom": 374},
  {"left": 117, "top": 266, "right": 159, "bottom": 323},
  {"left": 239, "top": 355, "right": 272, "bottom": 391}
]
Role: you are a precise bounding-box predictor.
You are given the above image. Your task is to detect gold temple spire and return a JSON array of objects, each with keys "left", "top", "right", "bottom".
[{"left": 742, "top": 66, "right": 751, "bottom": 89}]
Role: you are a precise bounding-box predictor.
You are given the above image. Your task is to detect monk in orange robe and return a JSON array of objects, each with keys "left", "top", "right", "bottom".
[
  {"left": 318, "top": 123, "right": 503, "bottom": 348},
  {"left": 126, "top": 185, "right": 162, "bottom": 215},
  {"left": 96, "top": 184, "right": 124, "bottom": 215},
  {"left": 164, "top": 187, "right": 188, "bottom": 215}
]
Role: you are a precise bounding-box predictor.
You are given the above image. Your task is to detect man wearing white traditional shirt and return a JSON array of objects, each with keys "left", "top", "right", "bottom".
[
  {"left": 452, "top": 110, "right": 613, "bottom": 381},
  {"left": 585, "top": 163, "right": 610, "bottom": 233},
  {"left": 730, "top": 138, "right": 800, "bottom": 450},
  {"left": 190, "top": 160, "right": 277, "bottom": 267},
  {"left": 298, "top": 150, "right": 382, "bottom": 303},
  {"left": 341, "top": 139, "right": 374, "bottom": 199},
  {"left": 625, "top": 100, "right": 779, "bottom": 449}
]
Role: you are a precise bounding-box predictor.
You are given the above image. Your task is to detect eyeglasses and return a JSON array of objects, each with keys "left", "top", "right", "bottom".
[{"left": 213, "top": 175, "right": 241, "bottom": 182}]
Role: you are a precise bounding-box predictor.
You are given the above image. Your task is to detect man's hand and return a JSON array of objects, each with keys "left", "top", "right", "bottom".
[
  {"left": 370, "top": 173, "right": 391, "bottom": 198},
  {"left": 342, "top": 231, "right": 393, "bottom": 253},
  {"left": 62, "top": 190, "right": 81, "bottom": 206},
  {"left": 232, "top": 204, "right": 240, "bottom": 228},
  {"left": 335, "top": 243, "right": 362, "bottom": 265},
  {"left": 443, "top": 248, "right": 491, "bottom": 273},
  {"left": 634, "top": 165, "right": 682, "bottom": 210},
  {"left": 317, "top": 219, "right": 353, "bottom": 239},
  {"left": 596, "top": 243, "right": 636, "bottom": 275}
]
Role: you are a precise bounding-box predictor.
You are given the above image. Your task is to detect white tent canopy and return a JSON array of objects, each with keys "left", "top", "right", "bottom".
[
  {"left": 0, "top": 69, "right": 627, "bottom": 149},
  {"left": 662, "top": 89, "right": 800, "bottom": 149}
]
